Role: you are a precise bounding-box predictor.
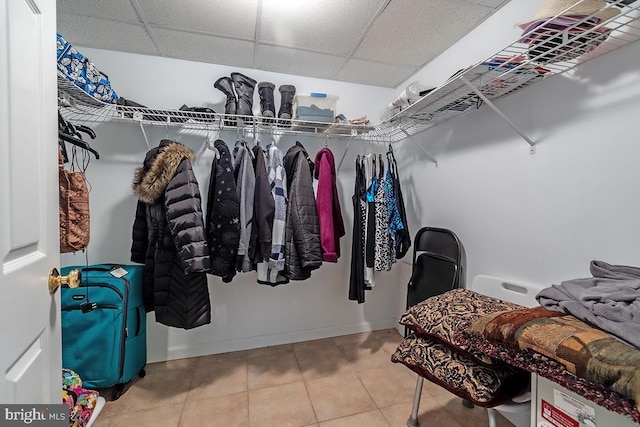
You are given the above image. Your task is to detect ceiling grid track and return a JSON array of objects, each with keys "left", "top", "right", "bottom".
[
  {"left": 57, "top": 0, "right": 521, "bottom": 87},
  {"left": 252, "top": 0, "right": 264, "bottom": 69},
  {"left": 333, "top": 0, "right": 392, "bottom": 81},
  {"left": 129, "top": 0, "right": 165, "bottom": 56},
  {"left": 145, "top": 25, "right": 255, "bottom": 43}
]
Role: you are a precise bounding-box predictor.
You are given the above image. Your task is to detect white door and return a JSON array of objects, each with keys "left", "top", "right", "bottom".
[{"left": 0, "top": 0, "right": 60, "bottom": 403}]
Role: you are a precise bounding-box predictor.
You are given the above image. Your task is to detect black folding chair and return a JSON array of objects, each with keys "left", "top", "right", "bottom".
[
  {"left": 405, "top": 227, "right": 467, "bottom": 427},
  {"left": 406, "top": 226, "right": 465, "bottom": 315}
]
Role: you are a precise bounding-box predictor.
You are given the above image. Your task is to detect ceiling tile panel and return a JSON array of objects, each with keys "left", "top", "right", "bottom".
[
  {"left": 57, "top": 14, "right": 160, "bottom": 56},
  {"left": 138, "top": 0, "right": 258, "bottom": 39},
  {"left": 336, "top": 59, "right": 417, "bottom": 88},
  {"left": 260, "top": 0, "right": 386, "bottom": 55},
  {"left": 353, "top": 0, "right": 490, "bottom": 67},
  {"left": 254, "top": 45, "right": 345, "bottom": 80},
  {"left": 154, "top": 29, "right": 255, "bottom": 69},
  {"left": 57, "top": 0, "right": 140, "bottom": 22},
  {"left": 55, "top": 1, "right": 511, "bottom": 88}
]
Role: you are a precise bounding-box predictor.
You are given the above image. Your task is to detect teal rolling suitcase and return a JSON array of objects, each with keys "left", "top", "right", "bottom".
[{"left": 60, "top": 264, "right": 146, "bottom": 399}]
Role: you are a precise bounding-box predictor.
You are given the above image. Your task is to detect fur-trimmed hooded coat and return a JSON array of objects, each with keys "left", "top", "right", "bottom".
[{"left": 131, "top": 140, "right": 211, "bottom": 330}]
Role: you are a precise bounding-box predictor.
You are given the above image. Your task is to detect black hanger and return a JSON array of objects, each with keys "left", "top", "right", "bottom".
[
  {"left": 58, "top": 139, "right": 69, "bottom": 163},
  {"left": 58, "top": 131, "right": 100, "bottom": 159},
  {"left": 387, "top": 143, "right": 397, "bottom": 162},
  {"left": 58, "top": 112, "right": 73, "bottom": 134},
  {"left": 58, "top": 112, "right": 99, "bottom": 159},
  {"left": 75, "top": 124, "right": 96, "bottom": 140}
]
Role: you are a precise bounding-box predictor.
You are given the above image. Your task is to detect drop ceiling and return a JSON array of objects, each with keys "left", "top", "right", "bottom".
[{"left": 56, "top": 0, "right": 509, "bottom": 88}]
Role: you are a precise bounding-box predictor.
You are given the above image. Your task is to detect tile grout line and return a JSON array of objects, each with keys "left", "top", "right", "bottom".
[
  {"left": 352, "top": 337, "right": 396, "bottom": 426},
  {"left": 293, "top": 349, "right": 320, "bottom": 425},
  {"left": 177, "top": 363, "right": 199, "bottom": 426},
  {"left": 112, "top": 332, "right": 407, "bottom": 426},
  {"left": 245, "top": 354, "right": 250, "bottom": 426}
]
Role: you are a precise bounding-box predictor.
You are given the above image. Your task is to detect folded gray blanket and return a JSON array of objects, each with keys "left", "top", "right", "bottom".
[{"left": 536, "top": 260, "right": 640, "bottom": 348}]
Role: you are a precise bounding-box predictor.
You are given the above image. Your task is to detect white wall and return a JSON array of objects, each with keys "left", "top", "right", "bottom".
[
  {"left": 395, "top": 0, "right": 640, "bottom": 293},
  {"left": 397, "top": 0, "right": 540, "bottom": 92},
  {"left": 60, "top": 49, "right": 405, "bottom": 362},
  {"left": 78, "top": 48, "right": 396, "bottom": 121},
  {"left": 61, "top": 1, "right": 640, "bottom": 360}
]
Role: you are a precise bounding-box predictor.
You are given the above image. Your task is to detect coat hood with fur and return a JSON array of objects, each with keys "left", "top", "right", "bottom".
[{"left": 132, "top": 140, "right": 195, "bottom": 204}]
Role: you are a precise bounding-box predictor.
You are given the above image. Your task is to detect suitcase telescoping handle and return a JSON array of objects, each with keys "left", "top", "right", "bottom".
[
  {"left": 81, "top": 264, "right": 123, "bottom": 272},
  {"left": 81, "top": 264, "right": 130, "bottom": 278}
]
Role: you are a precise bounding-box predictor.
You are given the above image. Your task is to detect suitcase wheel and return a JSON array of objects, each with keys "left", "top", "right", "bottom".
[
  {"left": 112, "top": 384, "right": 125, "bottom": 401},
  {"left": 110, "top": 369, "right": 145, "bottom": 400}
]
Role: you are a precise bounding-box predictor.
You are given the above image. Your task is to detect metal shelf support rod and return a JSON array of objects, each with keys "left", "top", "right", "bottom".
[
  {"left": 139, "top": 121, "right": 151, "bottom": 149},
  {"left": 336, "top": 138, "right": 355, "bottom": 174},
  {"left": 401, "top": 129, "right": 438, "bottom": 167},
  {"left": 459, "top": 76, "right": 536, "bottom": 150}
]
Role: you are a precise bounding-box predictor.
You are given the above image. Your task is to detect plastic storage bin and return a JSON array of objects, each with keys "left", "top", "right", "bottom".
[{"left": 293, "top": 93, "right": 338, "bottom": 123}]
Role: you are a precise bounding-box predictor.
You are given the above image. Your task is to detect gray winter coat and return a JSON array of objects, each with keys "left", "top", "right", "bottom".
[
  {"left": 232, "top": 141, "right": 255, "bottom": 272},
  {"left": 131, "top": 140, "right": 211, "bottom": 330}
]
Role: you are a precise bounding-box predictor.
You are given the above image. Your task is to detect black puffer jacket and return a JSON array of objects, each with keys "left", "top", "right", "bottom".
[
  {"left": 283, "top": 143, "right": 322, "bottom": 280},
  {"left": 131, "top": 140, "right": 211, "bottom": 329}
]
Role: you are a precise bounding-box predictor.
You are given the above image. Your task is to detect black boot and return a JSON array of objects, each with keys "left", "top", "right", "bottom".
[
  {"left": 258, "top": 82, "right": 276, "bottom": 123},
  {"left": 278, "top": 85, "right": 296, "bottom": 124},
  {"left": 214, "top": 76, "right": 237, "bottom": 126},
  {"left": 231, "top": 72, "right": 257, "bottom": 121}
]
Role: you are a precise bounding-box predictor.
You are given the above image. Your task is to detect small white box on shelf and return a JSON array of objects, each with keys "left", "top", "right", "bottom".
[{"left": 293, "top": 93, "right": 338, "bottom": 123}]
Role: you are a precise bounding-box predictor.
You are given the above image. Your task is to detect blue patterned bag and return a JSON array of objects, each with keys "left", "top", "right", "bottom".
[{"left": 57, "top": 33, "right": 118, "bottom": 104}]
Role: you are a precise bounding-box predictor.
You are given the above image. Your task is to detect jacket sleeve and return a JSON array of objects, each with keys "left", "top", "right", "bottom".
[
  {"left": 130, "top": 199, "right": 148, "bottom": 264},
  {"left": 292, "top": 157, "right": 322, "bottom": 271},
  {"left": 255, "top": 153, "right": 275, "bottom": 260},
  {"left": 316, "top": 155, "right": 338, "bottom": 262},
  {"left": 268, "top": 151, "right": 287, "bottom": 271},
  {"left": 164, "top": 159, "right": 210, "bottom": 274}
]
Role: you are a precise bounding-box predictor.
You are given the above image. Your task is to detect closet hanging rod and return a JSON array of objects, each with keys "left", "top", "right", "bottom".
[{"left": 57, "top": 99, "right": 389, "bottom": 141}]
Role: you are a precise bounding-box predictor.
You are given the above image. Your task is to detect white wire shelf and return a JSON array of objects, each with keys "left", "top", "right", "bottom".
[
  {"left": 58, "top": 75, "right": 378, "bottom": 140},
  {"left": 58, "top": 0, "right": 640, "bottom": 148},
  {"left": 378, "top": 0, "right": 640, "bottom": 143}
]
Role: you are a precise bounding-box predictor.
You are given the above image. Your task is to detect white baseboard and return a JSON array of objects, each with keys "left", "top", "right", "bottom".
[{"left": 147, "top": 318, "right": 398, "bottom": 363}]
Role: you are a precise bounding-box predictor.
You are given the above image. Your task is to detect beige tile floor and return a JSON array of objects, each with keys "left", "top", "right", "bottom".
[{"left": 92, "top": 329, "right": 515, "bottom": 427}]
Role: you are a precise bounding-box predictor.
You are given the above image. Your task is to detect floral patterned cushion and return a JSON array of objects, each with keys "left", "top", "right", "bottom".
[
  {"left": 391, "top": 334, "right": 529, "bottom": 407},
  {"left": 62, "top": 369, "right": 99, "bottom": 427},
  {"left": 400, "top": 288, "right": 523, "bottom": 365}
]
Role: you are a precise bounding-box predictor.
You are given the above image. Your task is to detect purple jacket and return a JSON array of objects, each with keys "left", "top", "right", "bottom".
[{"left": 314, "top": 148, "right": 345, "bottom": 262}]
